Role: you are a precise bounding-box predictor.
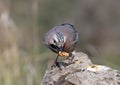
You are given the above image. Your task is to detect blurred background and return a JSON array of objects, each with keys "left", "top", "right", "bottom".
[{"left": 0, "top": 0, "right": 120, "bottom": 85}]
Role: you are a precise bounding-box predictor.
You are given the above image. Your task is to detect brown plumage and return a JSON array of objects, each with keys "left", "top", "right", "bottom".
[{"left": 44, "top": 23, "right": 79, "bottom": 69}]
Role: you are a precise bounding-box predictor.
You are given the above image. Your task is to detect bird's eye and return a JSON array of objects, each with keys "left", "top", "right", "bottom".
[{"left": 53, "top": 39, "right": 57, "bottom": 44}]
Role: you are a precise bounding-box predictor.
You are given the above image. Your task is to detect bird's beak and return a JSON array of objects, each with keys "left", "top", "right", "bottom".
[
  {"left": 58, "top": 47, "right": 63, "bottom": 55},
  {"left": 59, "top": 47, "right": 63, "bottom": 52}
]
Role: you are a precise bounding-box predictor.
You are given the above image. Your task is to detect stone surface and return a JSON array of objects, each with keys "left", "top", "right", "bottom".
[{"left": 41, "top": 52, "right": 120, "bottom": 85}]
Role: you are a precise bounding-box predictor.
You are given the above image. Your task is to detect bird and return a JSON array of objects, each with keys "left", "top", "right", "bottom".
[{"left": 44, "top": 23, "right": 79, "bottom": 70}]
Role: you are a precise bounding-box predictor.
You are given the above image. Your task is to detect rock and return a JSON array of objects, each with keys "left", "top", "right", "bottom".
[{"left": 41, "top": 52, "right": 120, "bottom": 85}]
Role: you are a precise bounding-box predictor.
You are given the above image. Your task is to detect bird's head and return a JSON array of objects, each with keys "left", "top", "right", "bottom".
[{"left": 45, "top": 32, "right": 66, "bottom": 53}]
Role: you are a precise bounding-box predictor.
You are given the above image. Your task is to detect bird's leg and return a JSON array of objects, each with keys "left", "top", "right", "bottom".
[
  {"left": 51, "top": 55, "right": 62, "bottom": 70},
  {"left": 54, "top": 55, "right": 61, "bottom": 70},
  {"left": 67, "top": 53, "right": 75, "bottom": 64},
  {"left": 67, "top": 53, "right": 74, "bottom": 61}
]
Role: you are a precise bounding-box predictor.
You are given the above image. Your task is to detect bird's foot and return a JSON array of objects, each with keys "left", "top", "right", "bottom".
[
  {"left": 51, "top": 62, "right": 62, "bottom": 70},
  {"left": 68, "top": 53, "right": 74, "bottom": 61},
  {"left": 66, "top": 53, "right": 75, "bottom": 65}
]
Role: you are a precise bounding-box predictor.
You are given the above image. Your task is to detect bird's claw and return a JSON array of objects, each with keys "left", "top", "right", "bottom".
[
  {"left": 67, "top": 53, "right": 74, "bottom": 61},
  {"left": 51, "top": 62, "right": 62, "bottom": 70}
]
